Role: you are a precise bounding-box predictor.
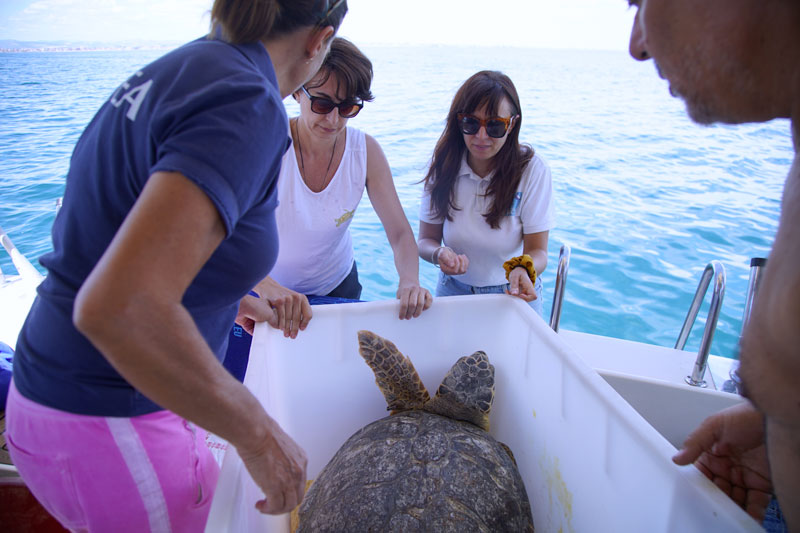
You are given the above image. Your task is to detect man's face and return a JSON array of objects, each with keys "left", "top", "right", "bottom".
[{"left": 627, "top": 0, "right": 766, "bottom": 125}]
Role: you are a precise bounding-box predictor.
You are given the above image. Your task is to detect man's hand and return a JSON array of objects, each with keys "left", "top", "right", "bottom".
[{"left": 672, "top": 401, "right": 773, "bottom": 521}]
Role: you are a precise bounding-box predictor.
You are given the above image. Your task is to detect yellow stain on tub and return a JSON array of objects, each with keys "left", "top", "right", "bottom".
[{"left": 539, "top": 452, "right": 575, "bottom": 533}]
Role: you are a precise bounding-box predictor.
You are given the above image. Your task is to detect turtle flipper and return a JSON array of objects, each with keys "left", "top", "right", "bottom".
[
  {"left": 424, "top": 351, "right": 494, "bottom": 431},
  {"left": 357, "top": 331, "right": 430, "bottom": 412}
]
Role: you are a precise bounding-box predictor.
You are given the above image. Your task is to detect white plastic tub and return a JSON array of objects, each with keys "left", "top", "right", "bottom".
[{"left": 206, "top": 295, "right": 761, "bottom": 532}]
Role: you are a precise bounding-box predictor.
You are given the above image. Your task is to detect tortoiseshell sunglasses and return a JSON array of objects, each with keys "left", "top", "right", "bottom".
[{"left": 457, "top": 113, "right": 517, "bottom": 138}]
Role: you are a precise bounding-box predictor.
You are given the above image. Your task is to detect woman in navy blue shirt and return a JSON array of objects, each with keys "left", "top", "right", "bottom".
[{"left": 6, "top": 1, "right": 348, "bottom": 529}]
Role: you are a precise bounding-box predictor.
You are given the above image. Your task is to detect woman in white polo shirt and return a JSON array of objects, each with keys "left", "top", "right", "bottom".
[{"left": 418, "top": 70, "right": 555, "bottom": 315}]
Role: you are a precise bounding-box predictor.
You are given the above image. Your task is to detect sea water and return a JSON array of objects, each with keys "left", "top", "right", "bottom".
[{"left": 0, "top": 45, "right": 793, "bottom": 359}]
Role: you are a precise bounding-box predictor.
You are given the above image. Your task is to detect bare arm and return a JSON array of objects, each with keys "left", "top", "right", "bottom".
[
  {"left": 417, "top": 220, "right": 443, "bottom": 265},
  {"left": 364, "top": 134, "right": 431, "bottom": 318},
  {"left": 523, "top": 230, "right": 549, "bottom": 276},
  {"left": 73, "top": 171, "right": 306, "bottom": 514}
]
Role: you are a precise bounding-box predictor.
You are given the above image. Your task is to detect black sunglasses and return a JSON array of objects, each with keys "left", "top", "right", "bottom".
[
  {"left": 301, "top": 86, "right": 363, "bottom": 118},
  {"left": 457, "top": 113, "right": 517, "bottom": 138}
]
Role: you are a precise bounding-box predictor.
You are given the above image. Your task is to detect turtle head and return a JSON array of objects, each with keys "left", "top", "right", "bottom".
[{"left": 423, "top": 350, "right": 495, "bottom": 431}]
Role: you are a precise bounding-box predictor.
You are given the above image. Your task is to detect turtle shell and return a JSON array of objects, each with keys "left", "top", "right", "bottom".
[{"left": 297, "top": 410, "right": 534, "bottom": 532}]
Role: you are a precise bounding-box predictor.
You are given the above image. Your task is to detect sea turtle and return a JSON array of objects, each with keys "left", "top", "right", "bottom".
[{"left": 296, "top": 330, "right": 534, "bottom": 532}]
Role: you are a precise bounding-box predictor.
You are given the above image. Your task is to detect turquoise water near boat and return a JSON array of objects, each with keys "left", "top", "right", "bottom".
[{"left": 0, "top": 45, "right": 794, "bottom": 359}]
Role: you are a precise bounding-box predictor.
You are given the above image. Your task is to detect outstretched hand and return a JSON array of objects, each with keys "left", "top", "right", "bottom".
[{"left": 672, "top": 401, "right": 773, "bottom": 522}]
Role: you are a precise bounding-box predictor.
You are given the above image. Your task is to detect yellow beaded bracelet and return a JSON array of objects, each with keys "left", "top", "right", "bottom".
[{"left": 503, "top": 254, "right": 536, "bottom": 283}]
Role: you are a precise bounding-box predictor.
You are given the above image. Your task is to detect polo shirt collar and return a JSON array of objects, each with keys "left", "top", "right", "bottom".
[{"left": 458, "top": 154, "right": 496, "bottom": 182}]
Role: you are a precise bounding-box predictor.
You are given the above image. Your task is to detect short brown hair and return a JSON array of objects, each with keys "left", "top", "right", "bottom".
[
  {"left": 211, "top": 0, "right": 347, "bottom": 45},
  {"left": 306, "top": 37, "right": 374, "bottom": 103}
]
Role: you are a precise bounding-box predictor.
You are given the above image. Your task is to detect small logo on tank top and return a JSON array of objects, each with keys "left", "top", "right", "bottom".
[{"left": 335, "top": 208, "right": 355, "bottom": 227}]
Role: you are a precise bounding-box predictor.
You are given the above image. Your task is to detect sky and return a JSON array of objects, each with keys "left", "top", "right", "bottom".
[{"left": 0, "top": 0, "right": 635, "bottom": 51}]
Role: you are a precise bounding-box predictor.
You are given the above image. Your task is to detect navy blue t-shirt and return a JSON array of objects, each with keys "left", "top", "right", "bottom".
[{"left": 12, "top": 37, "right": 289, "bottom": 417}]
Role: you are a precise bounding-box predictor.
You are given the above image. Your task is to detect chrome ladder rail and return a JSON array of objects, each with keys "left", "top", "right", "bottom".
[
  {"left": 675, "top": 261, "right": 726, "bottom": 387},
  {"left": 723, "top": 257, "right": 767, "bottom": 393},
  {"left": 549, "top": 244, "right": 570, "bottom": 332}
]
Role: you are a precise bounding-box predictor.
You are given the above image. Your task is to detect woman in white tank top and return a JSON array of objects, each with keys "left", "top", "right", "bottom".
[{"left": 254, "top": 38, "right": 432, "bottom": 337}]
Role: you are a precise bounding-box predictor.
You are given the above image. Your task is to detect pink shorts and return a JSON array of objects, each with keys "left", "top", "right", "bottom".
[{"left": 5, "top": 380, "right": 220, "bottom": 532}]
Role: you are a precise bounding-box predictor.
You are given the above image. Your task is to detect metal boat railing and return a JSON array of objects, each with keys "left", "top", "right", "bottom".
[
  {"left": 723, "top": 257, "right": 767, "bottom": 393},
  {"left": 549, "top": 244, "right": 570, "bottom": 332},
  {"left": 545, "top": 248, "right": 731, "bottom": 390},
  {"left": 675, "top": 261, "right": 726, "bottom": 387}
]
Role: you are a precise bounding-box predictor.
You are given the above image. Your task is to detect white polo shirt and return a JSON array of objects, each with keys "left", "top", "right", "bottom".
[{"left": 419, "top": 153, "right": 555, "bottom": 287}]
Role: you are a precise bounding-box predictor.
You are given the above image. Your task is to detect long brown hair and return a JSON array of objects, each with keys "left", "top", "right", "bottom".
[
  {"left": 211, "top": 0, "right": 347, "bottom": 44},
  {"left": 423, "top": 70, "right": 533, "bottom": 229}
]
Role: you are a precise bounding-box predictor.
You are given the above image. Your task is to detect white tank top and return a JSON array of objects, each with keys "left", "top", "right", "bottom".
[{"left": 270, "top": 127, "right": 367, "bottom": 295}]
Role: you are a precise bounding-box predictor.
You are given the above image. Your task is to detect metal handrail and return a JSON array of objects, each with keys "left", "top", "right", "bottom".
[
  {"left": 675, "top": 261, "right": 726, "bottom": 387},
  {"left": 549, "top": 244, "right": 570, "bottom": 332},
  {"left": 724, "top": 257, "right": 767, "bottom": 393}
]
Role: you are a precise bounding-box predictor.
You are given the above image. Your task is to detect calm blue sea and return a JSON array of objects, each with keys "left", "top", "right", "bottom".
[{"left": 0, "top": 45, "right": 794, "bottom": 359}]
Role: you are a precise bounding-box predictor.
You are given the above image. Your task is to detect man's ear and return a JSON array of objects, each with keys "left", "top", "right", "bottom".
[{"left": 306, "top": 25, "right": 335, "bottom": 61}]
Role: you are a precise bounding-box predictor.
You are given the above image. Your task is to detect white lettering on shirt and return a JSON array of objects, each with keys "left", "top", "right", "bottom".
[{"left": 110, "top": 71, "right": 153, "bottom": 122}]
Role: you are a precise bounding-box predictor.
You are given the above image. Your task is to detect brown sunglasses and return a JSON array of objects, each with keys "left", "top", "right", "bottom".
[{"left": 302, "top": 86, "right": 364, "bottom": 118}]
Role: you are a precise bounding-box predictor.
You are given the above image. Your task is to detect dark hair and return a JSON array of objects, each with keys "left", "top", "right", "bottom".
[
  {"left": 423, "top": 70, "right": 533, "bottom": 229},
  {"left": 306, "top": 37, "right": 374, "bottom": 102},
  {"left": 211, "top": 0, "right": 347, "bottom": 45}
]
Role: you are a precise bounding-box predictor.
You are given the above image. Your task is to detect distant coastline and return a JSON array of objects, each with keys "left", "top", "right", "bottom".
[
  {"left": 0, "top": 40, "right": 182, "bottom": 53},
  {"left": 0, "top": 39, "right": 618, "bottom": 54}
]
